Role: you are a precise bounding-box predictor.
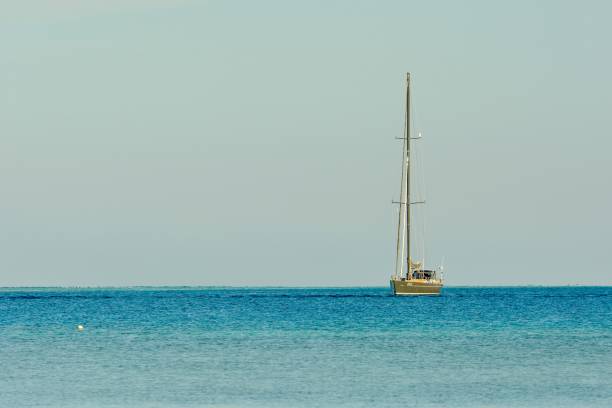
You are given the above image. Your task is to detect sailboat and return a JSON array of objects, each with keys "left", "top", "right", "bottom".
[{"left": 390, "top": 73, "right": 443, "bottom": 296}]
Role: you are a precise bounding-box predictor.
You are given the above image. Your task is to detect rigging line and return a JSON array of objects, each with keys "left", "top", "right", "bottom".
[
  {"left": 418, "top": 135, "right": 427, "bottom": 271},
  {"left": 394, "top": 84, "right": 408, "bottom": 279},
  {"left": 401, "top": 79, "right": 409, "bottom": 278},
  {"left": 411, "top": 78, "right": 417, "bottom": 267},
  {"left": 411, "top": 80, "right": 427, "bottom": 271},
  {"left": 415, "top": 79, "right": 428, "bottom": 270},
  {"left": 391, "top": 205, "right": 399, "bottom": 279},
  {"left": 405, "top": 74, "right": 411, "bottom": 273},
  {"left": 422, "top": 145, "right": 427, "bottom": 272},
  {"left": 411, "top": 78, "right": 424, "bottom": 269},
  {"left": 415, "top": 142, "right": 425, "bottom": 269}
]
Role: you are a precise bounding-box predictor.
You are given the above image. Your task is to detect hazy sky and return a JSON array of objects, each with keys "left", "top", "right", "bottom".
[{"left": 2, "top": 1, "right": 611, "bottom": 286}]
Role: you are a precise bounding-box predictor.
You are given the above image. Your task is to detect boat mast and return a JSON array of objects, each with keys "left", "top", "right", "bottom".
[
  {"left": 394, "top": 73, "right": 411, "bottom": 280},
  {"left": 405, "top": 72, "right": 412, "bottom": 279}
]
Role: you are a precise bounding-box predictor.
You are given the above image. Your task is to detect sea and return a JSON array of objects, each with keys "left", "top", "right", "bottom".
[{"left": 0, "top": 287, "right": 610, "bottom": 408}]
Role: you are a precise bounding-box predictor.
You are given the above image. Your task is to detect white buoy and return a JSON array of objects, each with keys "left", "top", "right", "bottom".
[{"left": 76, "top": 324, "right": 84, "bottom": 332}]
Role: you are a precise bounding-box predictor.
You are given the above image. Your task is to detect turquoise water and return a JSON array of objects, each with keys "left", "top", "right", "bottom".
[{"left": 0, "top": 287, "right": 610, "bottom": 407}]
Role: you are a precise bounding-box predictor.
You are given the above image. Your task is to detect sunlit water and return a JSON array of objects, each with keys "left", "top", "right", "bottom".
[{"left": 1, "top": 287, "right": 610, "bottom": 407}]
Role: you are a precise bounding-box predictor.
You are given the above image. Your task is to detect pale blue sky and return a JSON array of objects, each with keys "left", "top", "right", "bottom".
[{"left": 1, "top": 1, "right": 611, "bottom": 286}]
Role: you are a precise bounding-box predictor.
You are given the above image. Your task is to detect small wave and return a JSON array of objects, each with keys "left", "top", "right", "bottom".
[
  {"left": 225, "top": 293, "right": 387, "bottom": 299},
  {"left": 2, "top": 294, "right": 113, "bottom": 300}
]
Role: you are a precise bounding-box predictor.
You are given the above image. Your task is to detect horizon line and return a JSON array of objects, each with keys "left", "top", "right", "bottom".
[{"left": 1, "top": 284, "right": 610, "bottom": 290}]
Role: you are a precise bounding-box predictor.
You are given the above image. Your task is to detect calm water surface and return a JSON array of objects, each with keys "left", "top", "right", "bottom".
[{"left": 0, "top": 287, "right": 610, "bottom": 407}]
